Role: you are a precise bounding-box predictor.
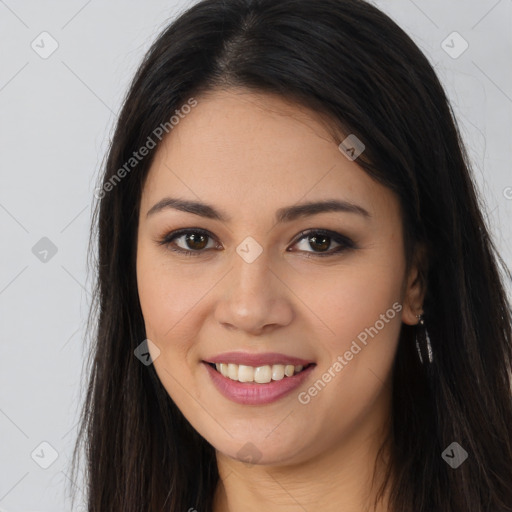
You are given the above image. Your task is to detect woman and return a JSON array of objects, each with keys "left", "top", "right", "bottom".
[{"left": 71, "top": 0, "right": 512, "bottom": 510}]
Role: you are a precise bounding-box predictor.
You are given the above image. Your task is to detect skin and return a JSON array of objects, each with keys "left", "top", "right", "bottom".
[{"left": 136, "top": 88, "right": 425, "bottom": 512}]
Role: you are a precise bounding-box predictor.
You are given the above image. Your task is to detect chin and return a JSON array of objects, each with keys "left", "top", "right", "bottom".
[{"left": 211, "top": 433, "right": 308, "bottom": 467}]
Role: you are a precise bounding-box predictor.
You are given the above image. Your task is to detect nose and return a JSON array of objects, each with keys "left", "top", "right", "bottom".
[{"left": 213, "top": 248, "right": 294, "bottom": 336}]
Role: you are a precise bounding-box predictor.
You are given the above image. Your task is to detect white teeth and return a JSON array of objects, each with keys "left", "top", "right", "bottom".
[
  {"left": 271, "top": 364, "right": 285, "bottom": 381},
  {"left": 227, "top": 363, "right": 238, "bottom": 380},
  {"left": 254, "top": 365, "right": 272, "bottom": 383},
  {"left": 238, "top": 365, "right": 254, "bottom": 382},
  {"left": 284, "top": 364, "right": 295, "bottom": 377},
  {"left": 211, "top": 362, "right": 308, "bottom": 383}
]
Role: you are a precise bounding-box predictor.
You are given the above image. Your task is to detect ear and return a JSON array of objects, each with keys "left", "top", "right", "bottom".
[{"left": 401, "top": 243, "right": 428, "bottom": 325}]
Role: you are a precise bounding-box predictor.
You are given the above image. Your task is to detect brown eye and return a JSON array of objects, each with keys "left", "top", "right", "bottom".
[
  {"left": 158, "top": 229, "right": 218, "bottom": 256},
  {"left": 289, "top": 229, "right": 355, "bottom": 257},
  {"left": 181, "top": 232, "right": 209, "bottom": 251},
  {"left": 306, "top": 233, "right": 331, "bottom": 252},
  {"left": 158, "top": 228, "right": 355, "bottom": 258}
]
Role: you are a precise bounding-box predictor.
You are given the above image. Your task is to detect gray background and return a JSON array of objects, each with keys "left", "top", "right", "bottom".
[{"left": 0, "top": 1, "right": 511, "bottom": 511}]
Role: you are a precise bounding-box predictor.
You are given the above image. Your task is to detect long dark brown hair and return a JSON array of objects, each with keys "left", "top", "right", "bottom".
[{"left": 69, "top": 0, "right": 512, "bottom": 510}]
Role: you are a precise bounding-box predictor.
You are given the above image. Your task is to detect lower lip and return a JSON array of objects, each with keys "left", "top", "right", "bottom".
[{"left": 203, "top": 362, "right": 315, "bottom": 405}]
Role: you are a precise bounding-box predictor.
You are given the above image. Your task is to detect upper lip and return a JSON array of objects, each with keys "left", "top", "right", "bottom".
[{"left": 204, "top": 351, "right": 315, "bottom": 367}]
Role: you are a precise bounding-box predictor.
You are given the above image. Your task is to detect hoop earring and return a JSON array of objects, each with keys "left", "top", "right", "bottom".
[{"left": 415, "top": 313, "right": 433, "bottom": 364}]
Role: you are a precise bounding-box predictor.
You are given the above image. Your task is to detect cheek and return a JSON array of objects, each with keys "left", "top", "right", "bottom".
[
  {"left": 292, "top": 262, "right": 403, "bottom": 437},
  {"left": 136, "top": 245, "right": 204, "bottom": 351},
  {"left": 137, "top": 247, "right": 197, "bottom": 368},
  {"left": 291, "top": 250, "right": 405, "bottom": 414},
  {"left": 136, "top": 247, "right": 207, "bottom": 405},
  {"left": 294, "top": 255, "right": 404, "bottom": 346}
]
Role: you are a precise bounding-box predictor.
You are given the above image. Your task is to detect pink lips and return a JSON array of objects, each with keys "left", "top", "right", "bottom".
[{"left": 203, "top": 352, "right": 316, "bottom": 405}]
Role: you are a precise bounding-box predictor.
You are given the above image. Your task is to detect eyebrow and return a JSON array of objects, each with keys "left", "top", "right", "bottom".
[{"left": 146, "top": 197, "right": 371, "bottom": 223}]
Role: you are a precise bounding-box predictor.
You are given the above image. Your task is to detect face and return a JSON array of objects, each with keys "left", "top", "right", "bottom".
[{"left": 136, "top": 88, "right": 423, "bottom": 466}]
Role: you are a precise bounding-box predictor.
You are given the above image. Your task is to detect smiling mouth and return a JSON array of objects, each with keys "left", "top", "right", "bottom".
[{"left": 206, "top": 362, "right": 315, "bottom": 384}]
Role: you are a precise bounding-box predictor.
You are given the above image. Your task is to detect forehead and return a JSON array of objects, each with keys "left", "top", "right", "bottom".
[{"left": 140, "top": 88, "right": 399, "bottom": 226}]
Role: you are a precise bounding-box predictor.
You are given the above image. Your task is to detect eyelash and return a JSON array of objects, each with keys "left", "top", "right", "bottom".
[{"left": 156, "top": 228, "right": 356, "bottom": 258}]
